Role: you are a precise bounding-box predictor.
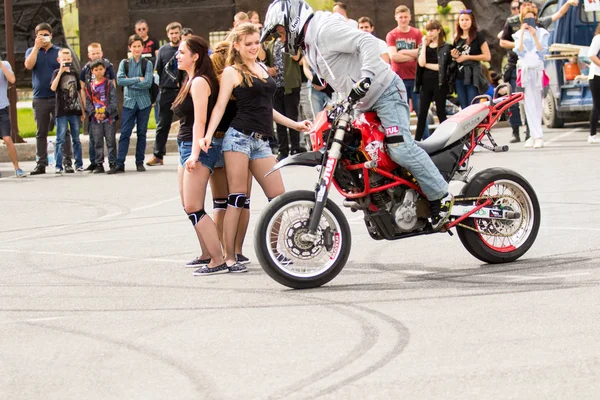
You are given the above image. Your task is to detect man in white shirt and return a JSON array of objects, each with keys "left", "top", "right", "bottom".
[{"left": 358, "top": 16, "right": 391, "bottom": 64}]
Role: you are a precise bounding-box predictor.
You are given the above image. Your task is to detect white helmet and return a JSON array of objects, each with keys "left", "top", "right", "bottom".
[{"left": 261, "top": 0, "right": 314, "bottom": 54}]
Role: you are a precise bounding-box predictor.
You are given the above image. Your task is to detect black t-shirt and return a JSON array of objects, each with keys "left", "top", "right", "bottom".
[
  {"left": 173, "top": 78, "right": 218, "bottom": 142},
  {"left": 142, "top": 37, "right": 160, "bottom": 68},
  {"left": 217, "top": 100, "right": 238, "bottom": 133},
  {"left": 51, "top": 69, "right": 82, "bottom": 117},
  {"left": 423, "top": 46, "right": 439, "bottom": 78},
  {"left": 155, "top": 43, "right": 179, "bottom": 89},
  {"left": 230, "top": 69, "right": 277, "bottom": 136},
  {"left": 454, "top": 31, "right": 485, "bottom": 57}
]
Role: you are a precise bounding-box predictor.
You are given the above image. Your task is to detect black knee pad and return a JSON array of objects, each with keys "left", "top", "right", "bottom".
[
  {"left": 244, "top": 198, "right": 250, "bottom": 209},
  {"left": 213, "top": 198, "right": 227, "bottom": 211},
  {"left": 228, "top": 193, "right": 247, "bottom": 208},
  {"left": 187, "top": 209, "right": 207, "bottom": 226}
]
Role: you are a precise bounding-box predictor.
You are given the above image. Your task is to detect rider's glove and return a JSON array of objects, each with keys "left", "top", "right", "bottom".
[{"left": 348, "top": 77, "right": 372, "bottom": 103}]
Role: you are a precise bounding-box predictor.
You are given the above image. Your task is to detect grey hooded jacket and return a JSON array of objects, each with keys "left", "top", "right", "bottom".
[{"left": 303, "top": 11, "right": 397, "bottom": 111}]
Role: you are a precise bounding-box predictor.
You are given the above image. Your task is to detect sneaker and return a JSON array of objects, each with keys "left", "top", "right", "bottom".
[
  {"left": 55, "top": 168, "right": 63, "bottom": 174},
  {"left": 92, "top": 165, "right": 105, "bottom": 174},
  {"left": 107, "top": 165, "right": 125, "bottom": 175},
  {"left": 64, "top": 166, "right": 75, "bottom": 174},
  {"left": 588, "top": 135, "right": 600, "bottom": 144},
  {"left": 76, "top": 166, "right": 85, "bottom": 172},
  {"left": 185, "top": 256, "right": 210, "bottom": 268},
  {"left": 146, "top": 156, "right": 164, "bottom": 166},
  {"left": 193, "top": 263, "right": 230, "bottom": 276},
  {"left": 533, "top": 138, "right": 544, "bottom": 148},
  {"left": 524, "top": 138, "right": 534, "bottom": 148},
  {"left": 30, "top": 165, "right": 46, "bottom": 175},
  {"left": 15, "top": 168, "right": 26, "bottom": 178},
  {"left": 228, "top": 262, "right": 248, "bottom": 273},
  {"left": 236, "top": 254, "right": 250, "bottom": 265},
  {"left": 430, "top": 193, "right": 454, "bottom": 231},
  {"left": 136, "top": 164, "right": 146, "bottom": 172},
  {"left": 85, "top": 163, "right": 97, "bottom": 172}
]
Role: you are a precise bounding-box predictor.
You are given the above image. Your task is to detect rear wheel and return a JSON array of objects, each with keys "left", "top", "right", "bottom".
[
  {"left": 254, "top": 190, "right": 352, "bottom": 289},
  {"left": 542, "top": 90, "right": 564, "bottom": 128},
  {"left": 457, "top": 168, "right": 540, "bottom": 263}
]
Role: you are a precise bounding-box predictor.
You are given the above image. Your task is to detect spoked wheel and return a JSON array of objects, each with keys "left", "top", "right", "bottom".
[
  {"left": 254, "top": 190, "right": 351, "bottom": 289},
  {"left": 457, "top": 168, "right": 540, "bottom": 263}
]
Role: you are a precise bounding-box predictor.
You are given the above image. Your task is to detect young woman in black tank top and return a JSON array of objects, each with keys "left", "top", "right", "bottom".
[
  {"left": 172, "top": 36, "right": 227, "bottom": 275},
  {"left": 203, "top": 23, "right": 311, "bottom": 271}
]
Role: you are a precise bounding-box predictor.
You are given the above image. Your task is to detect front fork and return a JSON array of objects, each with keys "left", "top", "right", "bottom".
[{"left": 305, "top": 114, "right": 350, "bottom": 237}]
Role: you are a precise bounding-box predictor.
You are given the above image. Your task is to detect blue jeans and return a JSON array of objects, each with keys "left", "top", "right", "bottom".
[
  {"left": 117, "top": 104, "right": 151, "bottom": 167},
  {"left": 309, "top": 86, "right": 331, "bottom": 118},
  {"left": 456, "top": 79, "right": 479, "bottom": 109},
  {"left": 56, "top": 115, "right": 82, "bottom": 169},
  {"left": 223, "top": 127, "right": 274, "bottom": 161},
  {"left": 404, "top": 79, "right": 429, "bottom": 139},
  {"left": 369, "top": 76, "right": 448, "bottom": 201}
]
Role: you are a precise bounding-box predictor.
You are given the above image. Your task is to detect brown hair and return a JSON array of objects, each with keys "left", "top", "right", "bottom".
[
  {"left": 58, "top": 48, "right": 72, "bottom": 56},
  {"left": 520, "top": 6, "right": 538, "bottom": 22},
  {"left": 172, "top": 35, "right": 218, "bottom": 109},
  {"left": 211, "top": 41, "right": 231, "bottom": 82},
  {"left": 454, "top": 12, "right": 478, "bottom": 45},
  {"left": 87, "top": 42, "right": 102, "bottom": 50},
  {"left": 166, "top": 22, "right": 182, "bottom": 32},
  {"left": 425, "top": 19, "right": 446, "bottom": 47},
  {"left": 357, "top": 16, "right": 373, "bottom": 27},
  {"left": 227, "top": 23, "right": 264, "bottom": 87},
  {"left": 247, "top": 10, "right": 259, "bottom": 19},
  {"left": 128, "top": 34, "right": 143, "bottom": 47},
  {"left": 35, "top": 23, "right": 52, "bottom": 35},
  {"left": 395, "top": 5, "right": 410, "bottom": 15},
  {"left": 334, "top": 2, "right": 348, "bottom": 11}
]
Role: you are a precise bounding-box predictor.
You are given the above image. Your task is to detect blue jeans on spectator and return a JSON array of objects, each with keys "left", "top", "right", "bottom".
[
  {"left": 117, "top": 104, "right": 151, "bottom": 167},
  {"left": 456, "top": 79, "right": 479, "bottom": 109},
  {"left": 55, "top": 115, "right": 83, "bottom": 170},
  {"left": 309, "top": 86, "right": 331, "bottom": 119},
  {"left": 404, "top": 79, "right": 429, "bottom": 139},
  {"left": 369, "top": 76, "right": 448, "bottom": 201}
]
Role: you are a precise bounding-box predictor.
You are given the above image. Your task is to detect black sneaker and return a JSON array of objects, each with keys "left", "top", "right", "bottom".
[
  {"left": 107, "top": 165, "right": 124, "bottom": 175},
  {"left": 64, "top": 166, "right": 75, "bottom": 174},
  {"left": 228, "top": 262, "right": 248, "bottom": 273},
  {"left": 136, "top": 164, "right": 146, "bottom": 172},
  {"left": 236, "top": 254, "right": 250, "bottom": 265},
  {"left": 193, "top": 263, "right": 230, "bottom": 276},
  {"left": 430, "top": 193, "right": 454, "bottom": 231},
  {"left": 85, "top": 163, "right": 97, "bottom": 172},
  {"left": 30, "top": 165, "right": 46, "bottom": 175},
  {"left": 92, "top": 164, "right": 105, "bottom": 174},
  {"left": 185, "top": 257, "right": 210, "bottom": 268}
]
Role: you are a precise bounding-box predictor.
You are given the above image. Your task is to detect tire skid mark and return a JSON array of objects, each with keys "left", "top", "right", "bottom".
[{"left": 23, "top": 321, "right": 218, "bottom": 398}]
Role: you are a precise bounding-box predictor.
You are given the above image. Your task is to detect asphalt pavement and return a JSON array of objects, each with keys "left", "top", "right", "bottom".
[{"left": 0, "top": 124, "right": 599, "bottom": 399}]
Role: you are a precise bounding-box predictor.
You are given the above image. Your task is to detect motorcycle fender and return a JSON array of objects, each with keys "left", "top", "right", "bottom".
[{"left": 266, "top": 151, "right": 324, "bottom": 176}]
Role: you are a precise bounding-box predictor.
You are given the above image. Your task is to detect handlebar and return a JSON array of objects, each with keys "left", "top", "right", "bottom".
[
  {"left": 493, "top": 82, "right": 512, "bottom": 99},
  {"left": 470, "top": 94, "right": 493, "bottom": 105}
]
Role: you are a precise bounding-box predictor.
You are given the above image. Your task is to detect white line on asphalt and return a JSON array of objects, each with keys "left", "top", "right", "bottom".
[
  {"left": 0, "top": 316, "right": 70, "bottom": 325},
  {"left": 544, "top": 127, "right": 581, "bottom": 146},
  {"left": 495, "top": 272, "right": 591, "bottom": 281},
  {"left": 99, "top": 196, "right": 180, "bottom": 220},
  {"left": 543, "top": 226, "right": 600, "bottom": 232},
  {"left": 0, "top": 248, "right": 184, "bottom": 264}
]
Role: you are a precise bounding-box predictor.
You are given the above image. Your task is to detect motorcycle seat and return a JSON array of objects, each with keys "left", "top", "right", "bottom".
[{"left": 416, "top": 103, "right": 489, "bottom": 155}]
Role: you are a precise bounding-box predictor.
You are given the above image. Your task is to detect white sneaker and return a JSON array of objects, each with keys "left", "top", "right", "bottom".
[
  {"left": 524, "top": 138, "right": 534, "bottom": 148},
  {"left": 533, "top": 138, "right": 544, "bottom": 148},
  {"left": 588, "top": 135, "right": 600, "bottom": 144},
  {"left": 55, "top": 168, "right": 63, "bottom": 174}
]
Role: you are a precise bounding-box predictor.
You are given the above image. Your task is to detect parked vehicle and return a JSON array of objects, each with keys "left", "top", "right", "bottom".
[
  {"left": 540, "top": 0, "right": 598, "bottom": 127},
  {"left": 254, "top": 83, "right": 541, "bottom": 289}
]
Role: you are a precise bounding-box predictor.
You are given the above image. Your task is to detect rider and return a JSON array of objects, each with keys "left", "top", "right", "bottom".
[{"left": 261, "top": 0, "right": 453, "bottom": 230}]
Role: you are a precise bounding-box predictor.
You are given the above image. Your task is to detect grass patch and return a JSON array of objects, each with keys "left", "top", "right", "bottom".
[{"left": 17, "top": 107, "right": 156, "bottom": 138}]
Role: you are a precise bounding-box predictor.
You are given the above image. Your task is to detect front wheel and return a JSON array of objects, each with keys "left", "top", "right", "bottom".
[
  {"left": 254, "top": 190, "right": 352, "bottom": 289},
  {"left": 456, "top": 168, "right": 541, "bottom": 264}
]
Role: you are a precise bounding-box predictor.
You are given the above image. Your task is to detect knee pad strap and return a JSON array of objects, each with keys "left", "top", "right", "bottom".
[
  {"left": 187, "top": 209, "right": 207, "bottom": 226},
  {"left": 213, "top": 198, "right": 227, "bottom": 211},
  {"left": 228, "top": 193, "right": 247, "bottom": 208}
]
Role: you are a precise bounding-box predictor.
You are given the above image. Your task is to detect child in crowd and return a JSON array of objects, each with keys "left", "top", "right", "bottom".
[
  {"left": 50, "top": 48, "right": 84, "bottom": 173},
  {"left": 85, "top": 60, "right": 118, "bottom": 173}
]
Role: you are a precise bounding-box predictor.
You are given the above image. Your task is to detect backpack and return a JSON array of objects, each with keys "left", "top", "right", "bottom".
[{"left": 125, "top": 58, "right": 159, "bottom": 105}]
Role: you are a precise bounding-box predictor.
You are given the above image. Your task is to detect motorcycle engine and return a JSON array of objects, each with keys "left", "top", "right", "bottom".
[{"left": 391, "top": 189, "right": 424, "bottom": 232}]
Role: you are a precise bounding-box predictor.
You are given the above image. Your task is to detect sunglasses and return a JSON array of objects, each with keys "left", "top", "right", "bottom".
[
  {"left": 459, "top": 9, "right": 472, "bottom": 14},
  {"left": 39, "top": 33, "right": 50, "bottom": 37},
  {"left": 512, "top": 6, "right": 520, "bottom": 10}
]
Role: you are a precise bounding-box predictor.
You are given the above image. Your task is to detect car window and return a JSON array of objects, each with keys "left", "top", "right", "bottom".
[
  {"left": 581, "top": 8, "right": 600, "bottom": 24},
  {"left": 540, "top": 1, "right": 558, "bottom": 31}
]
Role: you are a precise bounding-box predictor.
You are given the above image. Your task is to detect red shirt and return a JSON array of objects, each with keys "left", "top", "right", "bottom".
[{"left": 386, "top": 27, "right": 422, "bottom": 81}]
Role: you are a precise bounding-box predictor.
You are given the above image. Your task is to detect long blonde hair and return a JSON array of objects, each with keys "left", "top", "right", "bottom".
[
  {"left": 211, "top": 41, "right": 231, "bottom": 81},
  {"left": 226, "top": 23, "right": 265, "bottom": 87}
]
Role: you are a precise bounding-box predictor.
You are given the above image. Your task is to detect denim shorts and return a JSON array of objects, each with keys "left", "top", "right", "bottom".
[
  {"left": 0, "top": 107, "right": 11, "bottom": 138},
  {"left": 222, "top": 127, "right": 274, "bottom": 161},
  {"left": 177, "top": 139, "right": 223, "bottom": 173},
  {"left": 213, "top": 137, "right": 224, "bottom": 168}
]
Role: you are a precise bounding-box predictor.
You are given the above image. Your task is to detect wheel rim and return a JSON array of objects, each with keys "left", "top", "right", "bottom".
[
  {"left": 265, "top": 200, "right": 345, "bottom": 278},
  {"left": 474, "top": 179, "right": 536, "bottom": 253},
  {"left": 542, "top": 93, "right": 553, "bottom": 124}
]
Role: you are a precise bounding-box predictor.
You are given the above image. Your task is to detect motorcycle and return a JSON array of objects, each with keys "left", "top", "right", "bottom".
[{"left": 255, "top": 82, "right": 540, "bottom": 289}]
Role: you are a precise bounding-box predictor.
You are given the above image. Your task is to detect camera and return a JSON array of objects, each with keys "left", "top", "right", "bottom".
[{"left": 63, "top": 62, "right": 73, "bottom": 68}]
